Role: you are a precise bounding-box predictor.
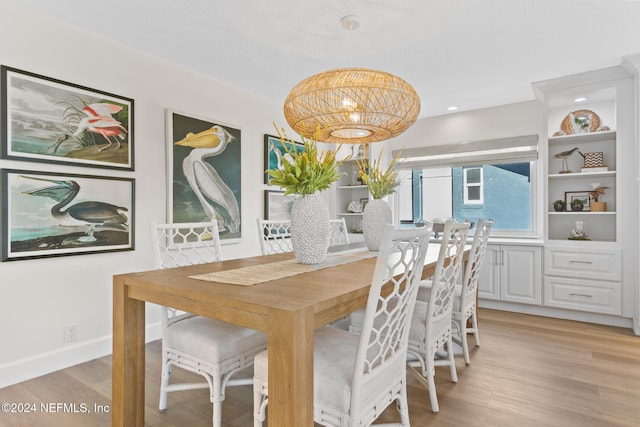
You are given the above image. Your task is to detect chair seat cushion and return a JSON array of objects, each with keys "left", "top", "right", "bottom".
[
  {"left": 409, "top": 299, "right": 454, "bottom": 349},
  {"left": 417, "top": 280, "right": 463, "bottom": 312},
  {"left": 255, "top": 326, "right": 392, "bottom": 413},
  {"left": 164, "top": 316, "right": 266, "bottom": 362}
]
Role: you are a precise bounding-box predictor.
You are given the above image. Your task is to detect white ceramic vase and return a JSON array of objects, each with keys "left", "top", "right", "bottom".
[
  {"left": 362, "top": 198, "right": 392, "bottom": 251},
  {"left": 290, "top": 193, "right": 330, "bottom": 264}
]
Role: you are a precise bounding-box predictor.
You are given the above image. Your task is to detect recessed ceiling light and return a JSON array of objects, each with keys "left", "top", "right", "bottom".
[
  {"left": 446, "top": 105, "right": 458, "bottom": 111},
  {"left": 574, "top": 97, "right": 587, "bottom": 103}
]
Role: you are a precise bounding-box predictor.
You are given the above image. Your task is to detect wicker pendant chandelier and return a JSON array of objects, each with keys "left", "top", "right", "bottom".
[{"left": 283, "top": 16, "right": 420, "bottom": 144}]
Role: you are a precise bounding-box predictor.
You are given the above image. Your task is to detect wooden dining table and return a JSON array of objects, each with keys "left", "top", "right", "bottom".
[{"left": 112, "top": 243, "right": 467, "bottom": 426}]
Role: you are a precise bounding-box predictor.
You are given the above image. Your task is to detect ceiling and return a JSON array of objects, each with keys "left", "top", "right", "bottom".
[{"left": 11, "top": 0, "right": 640, "bottom": 118}]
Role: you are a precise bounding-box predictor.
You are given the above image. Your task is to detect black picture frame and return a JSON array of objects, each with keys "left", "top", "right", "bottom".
[
  {"left": 1, "top": 65, "right": 134, "bottom": 170},
  {"left": 564, "top": 191, "right": 592, "bottom": 212},
  {"left": 264, "top": 190, "right": 293, "bottom": 221},
  {"left": 2, "top": 169, "right": 135, "bottom": 261}
]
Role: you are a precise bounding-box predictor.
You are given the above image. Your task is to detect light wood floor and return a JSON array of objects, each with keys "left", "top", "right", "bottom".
[{"left": 1, "top": 308, "right": 639, "bottom": 426}]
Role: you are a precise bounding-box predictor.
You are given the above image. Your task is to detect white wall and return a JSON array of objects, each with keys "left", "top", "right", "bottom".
[
  {"left": 0, "top": 1, "right": 285, "bottom": 387},
  {"left": 622, "top": 54, "right": 640, "bottom": 334},
  {"left": 391, "top": 100, "right": 547, "bottom": 150}
]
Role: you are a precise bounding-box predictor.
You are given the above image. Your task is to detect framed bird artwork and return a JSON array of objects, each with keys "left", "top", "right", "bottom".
[
  {"left": 166, "top": 110, "right": 242, "bottom": 243},
  {"left": 2, "top": 169, "right": 135, "bottom": 261},
  {"left": 1, "top": 66, "right": 134, "bottom": 170},
  {"left": 264, "top": 133, "right": 305, "bottom": 185}
]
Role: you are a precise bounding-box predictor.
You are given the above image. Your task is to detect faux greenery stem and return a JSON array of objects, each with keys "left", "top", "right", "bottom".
[
  {"left": 267, "top": 124, "right": 345, "bottom": 196},
  {"left": 357, "top": 148, "right": 403, "bottom": 199}
]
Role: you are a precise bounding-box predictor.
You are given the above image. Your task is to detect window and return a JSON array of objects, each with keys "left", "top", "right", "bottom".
[
  {"left": 394, "top": 135, "right": 537, "bottom": 235},
  {"left": 399, "top": 161, "right": 534, "bottom": 233},
  {"left": 463, "top": 167, "right": 483, "bottom": 204}
]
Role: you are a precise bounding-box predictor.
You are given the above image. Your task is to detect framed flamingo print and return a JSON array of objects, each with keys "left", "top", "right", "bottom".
[
  {"left": 1, "top": 66, "right": 134, "bottom": 170},
  {"left": 166, "top": 109, "right": 242, "bottom": 243},
  {"left": 2, "top": 169, "right": 135, "bottom": 261}
]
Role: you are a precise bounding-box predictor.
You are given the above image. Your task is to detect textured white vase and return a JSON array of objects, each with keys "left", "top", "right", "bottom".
[
  {"left": 363, "top": 198, "right": 393, "bottom": 251},
  {"left": 290, "top": 194, "right": 330, "bottom": 264}
]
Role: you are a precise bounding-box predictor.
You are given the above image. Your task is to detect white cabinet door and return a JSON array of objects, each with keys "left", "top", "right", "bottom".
[
  {"left": 478, "top": 244, "right": 542, "bottom": 305},
  {"left": 501, "top": 245, "right": 542, "bottom": 305},
  {"left": 478, "top": 245, "right": 500, "bottom": 300}
]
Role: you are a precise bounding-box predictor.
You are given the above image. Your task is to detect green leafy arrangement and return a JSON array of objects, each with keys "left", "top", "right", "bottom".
[
  {"left": 267, "top": 125, "right": 345, "bottom": 196},
  {"left": 356, "top": 148, "right": 403, "bottom": 199}
]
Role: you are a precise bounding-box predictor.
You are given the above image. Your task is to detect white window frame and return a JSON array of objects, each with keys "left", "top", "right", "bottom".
[{"left": 463, "top": 166, "right": 483, "bottom": 204}]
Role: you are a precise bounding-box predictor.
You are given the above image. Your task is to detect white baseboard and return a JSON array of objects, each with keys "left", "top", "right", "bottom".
[{"left": 0, "top": 321, "right": 162, "bottom": 389}]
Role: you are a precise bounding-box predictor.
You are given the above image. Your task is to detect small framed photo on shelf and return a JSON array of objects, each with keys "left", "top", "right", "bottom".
[
  {"left": 360, "top": 198, "right": 369, "bottom": 210},
  {"left": 564, "top": 191, "right": 591, "bottom": 212}
]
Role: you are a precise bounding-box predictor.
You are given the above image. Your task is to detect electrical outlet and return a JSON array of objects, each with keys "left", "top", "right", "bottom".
[{"left": 64, "top": 323, "right": 77, "bottom": 343}]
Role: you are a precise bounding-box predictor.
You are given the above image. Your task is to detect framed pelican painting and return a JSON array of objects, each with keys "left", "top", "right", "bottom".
[
  {"left": 166, "top": 110, "right": 242, "bottom": 244},
  {"left": 1, "top": 169, "right": 135, "bottom": 261},
  {"left": 1, "top": 66, "right": 134, "bottom": 170}
]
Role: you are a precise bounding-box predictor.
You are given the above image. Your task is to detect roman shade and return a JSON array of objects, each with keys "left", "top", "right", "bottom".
[{"left": 392, "top": 134, "right": 538, "bottom": 169}]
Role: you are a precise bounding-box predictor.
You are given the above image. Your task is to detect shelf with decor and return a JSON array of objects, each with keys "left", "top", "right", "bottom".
[
  {"left": 546, "top": 108, "right": 617, "bottom": 243},
  {"left": 334, "top": 147, "right": 370, "bottom": 236},
  {"left": 548, "top": 170, "right": 616, "bottom": 179},
  {"left": 548, "top": 129, "right": 616, "bottom": 145},
  {"left": 337, "top": 184, "right": 368, "bottom": 190}
]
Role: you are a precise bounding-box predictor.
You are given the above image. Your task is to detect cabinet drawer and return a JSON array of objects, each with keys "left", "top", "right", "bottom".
[
  {"left": 543, "top": 276, "right": 621, "bottom": 315},
  {"left": 544, "top": 247, "right": 621, "bottom": 281}
]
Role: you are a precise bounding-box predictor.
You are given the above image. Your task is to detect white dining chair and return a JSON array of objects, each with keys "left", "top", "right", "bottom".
[
  {"left": 452, "top": 219, "right": 493, "bottom": 364},
  {"left": 256, "top": 218, "right": 292, "bottom": 255},
  {"left": 406, "top": 219, "right": 470, "bottom": 413},
  {"left": 151, "top": 221, "right": 267, "bottom": 427},
  {"left": 328, "top": 218, "right": 350, "bottom": 246},
  {"left": 257, "top": 218, "right": 348, "bottom": 256},
  {"left": 252, "top": 224, "right": 433, "bottom": 427}
]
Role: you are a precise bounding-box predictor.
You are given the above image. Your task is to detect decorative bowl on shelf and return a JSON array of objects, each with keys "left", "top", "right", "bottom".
[
  {"left": 560, "top": 110, "right": 600, "bottom": 134},
  {"left": 552, "top": 200, "right": 566, "bottom": 212}
]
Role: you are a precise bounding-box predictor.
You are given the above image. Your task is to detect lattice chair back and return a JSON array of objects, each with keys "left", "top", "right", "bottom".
[
  {"left": 151, "top": 221, "right": 222, "bottom": 329},
  {"left": 459, "top": 219, "right": 493, "bottom": 314},
  {"left": 426, "top": 220, "right": 470, "bottom": 335},
  {"left": 351, "top": 224, "right": 432, "bottom": 410},
  {"left": 328, "top": 218, "right": 350, "bottom": 246},
  {"left": 406, "top": 219, "right": 470, "bottom": 413},
  {"left": 453, "top": 218, "right": 492, "bottom": 364},
  {"left": 152, "top": 221, "right": 222, "bottom": 268},
  {"left": 256, "top": 218, "right": 292, "bottom": 255}
]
